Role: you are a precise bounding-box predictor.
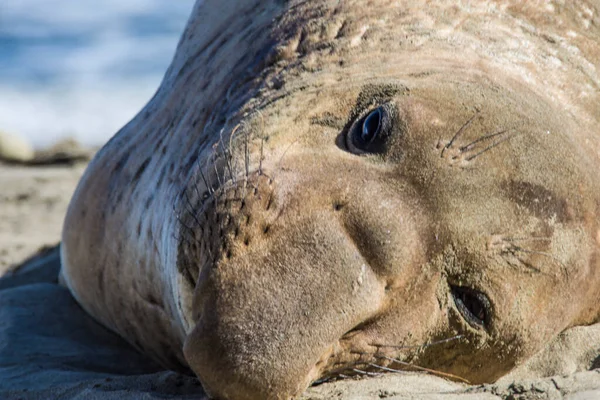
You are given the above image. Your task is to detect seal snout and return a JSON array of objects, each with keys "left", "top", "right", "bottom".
[{"left": 181, "top": 172, "right": 391, "bottom": 399}]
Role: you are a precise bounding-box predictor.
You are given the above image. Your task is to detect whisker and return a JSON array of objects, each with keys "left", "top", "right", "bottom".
[
  {"left": 172, "top": 225, "right": 194, "bottom": 248},
  {"left": 231, "top": 127, "right": 243, "bottom": 195},
  {"left": 514, "top": 255, "right": 542, "bottom": 273},
  {"left": 376, "top": 355, "right": 471, "bottom": 384},
  {"left": 374, "top": 334, "right": 464, "bottom": 350},
  {"left": 173, "top": 207, "right": 198, "bottom": 247},
  {"left": 238, "top": 124, "right": 250, "bottom": 200},
  {"left": 212, "top": 151, "right": 223, "bottom": 188},
  {"left": 256, "top": 110, "right": 265, "bottom": 170},
  {"left": 503, "top": 236, "right": 552, "bottom": 242},
  {"left": 503, "top": 256, "right": 542, "bottom": 274},
  {"left": 219, "top": 129, "right": 236, "bottom": 186},
  {"left": 352, "top": 368, "right": 381, "bottom": 377},
  {"left": 175, "top": 213, "right": 195, "bottom": 235},
  {"left": 258, "top": 135, "right": 265, "bottom": 175},
  {"left": 274, "top": 139, "right": 299, "bottom": 178},
  {"left": 318, "top": 359, "right": 377, "bottom": 381},
  {"left": 198, "top": 164, "right": 214, "bottom": 195},
  {"left": 189, "top": 159, "right": 204, "bottom": 203},
  {"left": 312, "top": 377, "right": 331, "bottom": 385},
  {"left": 244, "top": 128, "right": 250, "bottom": 177},
  {"left": 183, "top": 191, "right": 203, "bottom": 229},
  {"left": 225, "top": 76, "right": 241, "bottom": 105},
  {"left": 509, "top": 246, "right": 566, "bottom": 266},
  {"left": 459, "top": 128, "right": 513, "bottom": 152},
  {"left": 368, "top": 363, "right": 406, "bottom": 373},
  {"left": 228, "top": 120, "right": 243, "bottom": 151},
  {"left": 171, "top": 231, "right": 185, "bottom": 245},
  {"left": 443, "top": 112, "right": 479, "bottom": 153},
  {"left": 465, "top": 133, "right": 517, "bottom": 161}
]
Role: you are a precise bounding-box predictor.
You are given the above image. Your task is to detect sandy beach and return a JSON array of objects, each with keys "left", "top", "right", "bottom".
[{"left": 0, "top": 162, "right": 86, "bottom": 276}]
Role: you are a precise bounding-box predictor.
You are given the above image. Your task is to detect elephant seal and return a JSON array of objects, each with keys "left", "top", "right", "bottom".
[{"left": 60, "top": 1, "right": 600, "bottom": 399}]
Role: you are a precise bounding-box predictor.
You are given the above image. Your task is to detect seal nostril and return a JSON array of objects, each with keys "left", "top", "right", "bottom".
[
  {"left": 333, "top": 202, "right": 345, "bottom": 211},
  {"left": 263, "top": 225, "right": 271, "bottom": 234},
  {"left": 244, "top": 237, "right": 250, "bottom": 246}
]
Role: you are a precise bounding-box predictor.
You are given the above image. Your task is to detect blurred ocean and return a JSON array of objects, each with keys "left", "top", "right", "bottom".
[{"left": 0, "top": 0, "right": 195, "bottom": 148}]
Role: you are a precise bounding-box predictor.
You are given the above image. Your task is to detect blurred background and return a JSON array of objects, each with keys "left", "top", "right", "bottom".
[
  {"left": 0, "top": 0, "right": 196, "bottom": 149},
  {"left": 0, "top": 1, "right": 195, "bottom": 275}
]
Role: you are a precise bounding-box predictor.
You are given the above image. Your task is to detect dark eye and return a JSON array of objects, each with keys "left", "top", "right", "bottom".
[
  {"left": 346, "top": 105, "right": 392, "bottom": 154},
  {"left": 451, "top": 286, "right": 490, "bottom": 329},
  {"left": 361, "top": 108, "right": 382, "bottom": 143}
]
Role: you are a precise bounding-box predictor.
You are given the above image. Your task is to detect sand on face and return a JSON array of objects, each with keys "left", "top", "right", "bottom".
[{"left": 0, "top": 162, "right": 86, "bottom": 276}]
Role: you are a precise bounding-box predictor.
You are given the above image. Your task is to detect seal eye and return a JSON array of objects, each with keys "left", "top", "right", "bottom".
[
  {"left": 361, "top": 108, "right": 382, "bottom": 143},
  {"left": 451, "top": 286, "right": 490, "bottom": 329},
  {"left": 346, "top": 105, "right": 392, "bottom": 154}
]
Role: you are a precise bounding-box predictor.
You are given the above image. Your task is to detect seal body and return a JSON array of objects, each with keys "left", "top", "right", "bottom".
[{"left": 61, "top": 1, "right": 600, "bottom": 399}]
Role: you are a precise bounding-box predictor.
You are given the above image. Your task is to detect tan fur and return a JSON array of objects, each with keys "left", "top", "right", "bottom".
[{"left": 61, "top": 1, "right": 600, "bottom": 399}]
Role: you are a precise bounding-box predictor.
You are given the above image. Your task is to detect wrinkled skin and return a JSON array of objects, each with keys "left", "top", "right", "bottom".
[{"left": 61, "top": 1, "right": 600, "bottom": 399}]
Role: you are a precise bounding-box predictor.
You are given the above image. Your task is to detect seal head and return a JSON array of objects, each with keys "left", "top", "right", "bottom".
[
  {"left": 181, "top": 79, "right": 600, "bottom": 400},
  {"left": 60, "top": 1, "right": 600, "bottom": 400}
]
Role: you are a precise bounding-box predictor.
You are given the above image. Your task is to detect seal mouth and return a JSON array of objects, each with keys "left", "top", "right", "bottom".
[
  {"left": 312, "top": 319, "right": 406, "bottom": 384},
  {"left": 311, "top": 332, "right": 471, "bottom": 386}
]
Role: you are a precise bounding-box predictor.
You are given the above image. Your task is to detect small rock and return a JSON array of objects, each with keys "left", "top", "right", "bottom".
[
  {"left": 0, "top": 131, "right": 34, "bottom": 162},
  {"left": 31, "top": 137, "right": 93, "bottom": 165}
]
